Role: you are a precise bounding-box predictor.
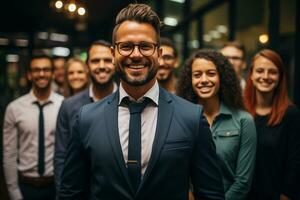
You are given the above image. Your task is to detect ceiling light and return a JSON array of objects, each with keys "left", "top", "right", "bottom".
[
  {"left": 50, "top": 33, "right": 69, "bottom": 42},
  {"left": 203, "top": 34, "right": 212, "bottom": 42},
  {"left": 259, "top": 34, "right": 269, "bottom": 44},
  {"left": 38, "top": 32, "right": 48, "bottom": 40},
  {"left": 52, "top": 47, "right": 70, "bottom": 57},
  {"left": 216, "top": 25, "right": 228, "bottom": 34},
  {"left": 164, "top": 17, "right": 178, "bottom": 26},
  {"left": 0, "top": 38, "right": 9, "bottom": 45},
  {"left": 6, "top": 54, "right": 19, "bottom": 63},
  {"left": 68, "top": 3, "right": 76, "bottom": 12},
  {"left": 55, "top": 0, "right": 63, "bottom": 9},
  {"left": 78, "top": 7, "right": 86, "bottom": 16},
  {"left": 209, "top": 30, "right": 221, "bottom": 39},
  {"left": 169, "top": 0, "right": 185, "bottom": 3},
  {"left": 15, "top": 39, "right": 28, "bottom": 47}
]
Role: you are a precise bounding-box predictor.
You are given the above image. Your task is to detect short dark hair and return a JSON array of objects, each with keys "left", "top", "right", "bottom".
[
  {"left": 177, "top": 49, "right": 244, "bottom": 110},
  {"left": 160, "top": 37, "right": 177, "bottom": 58},
  {"left": 27, "top": 51, "right": 53, "bottom": 72},
  {"left": 112, "top": 3, "right": 161, "bottom": 45},
  {"left": 221, "top": 41, "right": 246, "bottom": 59},
  {"left": 86, "top": 39, "right": 111, "bottom": 63}
]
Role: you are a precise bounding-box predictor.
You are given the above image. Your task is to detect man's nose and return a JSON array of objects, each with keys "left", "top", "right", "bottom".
[{"left": 130, "top": 46, "right": 142, "bottom": 58}]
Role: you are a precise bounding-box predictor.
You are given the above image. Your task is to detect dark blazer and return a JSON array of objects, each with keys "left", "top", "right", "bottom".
[
  {"left": 54, "top": 89, "right": 93, "bottom": 192},
  {"left": 59, "top": 88, "right": 224, "bottom": 200}
]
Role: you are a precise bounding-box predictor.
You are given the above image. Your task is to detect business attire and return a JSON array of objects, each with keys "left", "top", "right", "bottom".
[
  {"left": 59, "top": 81, "right": 224, "bottom": 200},
  {"left": 210, "top": 103, "right": 256, "bottom": 200},
  {"left": 54, "top": 83, "right": 117, "bottom": 193},
  {"left": 3, "top": 90, "right": 63, "bottom": 200},
  {"left": 248, "top": 106, "right": 300, "bottom": 200}
]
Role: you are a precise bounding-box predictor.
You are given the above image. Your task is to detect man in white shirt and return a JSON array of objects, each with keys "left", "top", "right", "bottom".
[{"left": 3, "top": 52, "right": 64, "bottom": 200}]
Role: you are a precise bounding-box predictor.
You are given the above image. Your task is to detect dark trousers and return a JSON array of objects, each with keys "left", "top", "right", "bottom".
[{"left": 19, "top": 181, "right": 55, "bottom": 200}]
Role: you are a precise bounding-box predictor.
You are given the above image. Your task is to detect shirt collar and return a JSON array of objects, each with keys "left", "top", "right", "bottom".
[
  {"left": 89, "top": 82, "right": 118, "bottom": 102},
  {"left": 29, "top": 89, "right": 55, "bottom": 105},
  {"left": 118, "top": 80, "right": 159, "bottom": 106},
  {"left": 219, "top": 102, "right": 233, "bottom": 116}
]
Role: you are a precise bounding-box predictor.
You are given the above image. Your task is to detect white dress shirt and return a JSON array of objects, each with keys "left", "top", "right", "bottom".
[
  {"left": 118, "top": 81, "right": 159, "bottom": 176},
  {"left": 3, "top": 90, "right": 63, "bottom": 200},
  {"left": 89, "top": 82, "right": 118, "bottom": 102}
]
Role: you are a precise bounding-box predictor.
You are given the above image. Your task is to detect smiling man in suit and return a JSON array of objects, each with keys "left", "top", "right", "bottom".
[
  {"left": 54, "top": 40, "right": 117, "bottom": 195},
  {"left": 59, "top": 3, "right": 224, "bottom": 200}
]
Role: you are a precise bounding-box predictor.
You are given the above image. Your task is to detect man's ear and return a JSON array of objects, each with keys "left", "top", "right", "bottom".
[
  {"left": 242, "top": 60, "right": 247, "bottom": 70},
  {"left": 27, "top": 71, "right": 32, "bottom": 81},
  {"left": 111, "top": 46, "right": 115, "bottom": 57},
  {"left": 174, "top": 57, "right": 179, "bottom": 69}
]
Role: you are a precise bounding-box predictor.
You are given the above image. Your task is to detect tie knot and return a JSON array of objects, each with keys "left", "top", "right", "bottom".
[
  {"left": 123, "top": 97, "right": 151, "bottom": 114},
  {"left": 34, "top": 101, "right": 51, "bottom": 110}
]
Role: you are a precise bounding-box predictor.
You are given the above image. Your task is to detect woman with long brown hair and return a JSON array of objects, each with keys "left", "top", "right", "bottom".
[{"left": 245, "top": 49, "right": 300, "bottom": 200}]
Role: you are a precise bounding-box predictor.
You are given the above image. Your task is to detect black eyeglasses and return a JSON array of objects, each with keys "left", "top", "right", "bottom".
[
  {"left": 31, "top": 67, "right": 52, "bottom": 73},
  {"left": 115, "top": 41, "right": 159, "bottom": 57}
]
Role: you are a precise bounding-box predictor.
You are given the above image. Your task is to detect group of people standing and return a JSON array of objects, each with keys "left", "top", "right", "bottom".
[{"left": 2, "top": 3, "right": 300, "bottom": 200}]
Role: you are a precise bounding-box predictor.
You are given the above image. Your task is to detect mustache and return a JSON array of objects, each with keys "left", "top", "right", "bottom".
[{"left": 92, "top": 67, "right": 111, "bottom": 74}]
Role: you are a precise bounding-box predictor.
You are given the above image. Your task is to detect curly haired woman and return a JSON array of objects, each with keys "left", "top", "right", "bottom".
[{"left": 178, "top": 49, "right": 256, "bottom": 200}]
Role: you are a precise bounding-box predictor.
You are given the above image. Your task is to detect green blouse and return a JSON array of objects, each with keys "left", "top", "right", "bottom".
[{"left": 210, "top": 103, "right": 257, "bottom": 200}]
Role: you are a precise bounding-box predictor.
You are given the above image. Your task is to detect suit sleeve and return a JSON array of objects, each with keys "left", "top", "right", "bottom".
[
  {"left": 54, "top": 100, "right": 70, "bottom": 195},
  {"left": 191, "top": 111, "right": 225, "bottom": 200},
  {"left": 225, "top": 114, "right": 257, "bottom": 200},
  {"left": 58, "top": 109, "right": 90, "bottom": 200},
  {"left": 2, "top": 104, "right": 23, "bottom": 200}
]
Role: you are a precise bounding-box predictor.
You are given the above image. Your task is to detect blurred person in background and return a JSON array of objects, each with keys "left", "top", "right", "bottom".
[
  {"left": 178, "top": 49, "right": 256, "bottom": 200},
  {"left": 245, "top": 49, "right": 300, "bottom": 200},
  {"left": 156, "top": 37, "right": 178, "bottom": 94},
  {"left": 52, "top": 56, "right": 66, "bottom": 95},
  {"left": 220, "top": 41, "right": 247, "bottom": 90},
  {"left": 3, "top": 52, "right": 64, "bottom": 200},
  {"left": 54, "top": 39, "right": 117, "bottom": 196},
  {"left": 63, "top": 57, "right": 89, "bottom": 97}
]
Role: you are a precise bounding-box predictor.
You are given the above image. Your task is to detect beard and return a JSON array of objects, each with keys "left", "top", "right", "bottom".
[
  {"left": 90, "top": 73, "right": 114, "bottom": 90},
  {"left": 116, "top": 58, "right": 158, "bottom": 87}
]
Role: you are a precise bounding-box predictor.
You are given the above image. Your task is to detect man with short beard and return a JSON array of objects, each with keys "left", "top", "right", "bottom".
[
  {"left": 59, "top": 4, "right": 224, "bottom": 200},
  {"left": 156, "top": 37, "right": 178, "bottom": 94},
  {"left": 3, "top": 53, "right": 64, "bottom": 200},
  {"left": 54, "top": 40, "right": 117, "bottom": 196}
]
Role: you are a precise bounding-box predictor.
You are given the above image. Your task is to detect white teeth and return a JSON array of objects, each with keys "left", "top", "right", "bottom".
[{"left": 128, "top": 65, "right": 144, "bottom": 69}]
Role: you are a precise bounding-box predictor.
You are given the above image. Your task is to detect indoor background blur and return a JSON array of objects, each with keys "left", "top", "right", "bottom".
[{"left": 0, "top": 0, "right": 299, "bottom": 199}]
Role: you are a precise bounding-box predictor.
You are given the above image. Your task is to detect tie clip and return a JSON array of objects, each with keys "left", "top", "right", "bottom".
[{"left": 127, "top": 160, "right": 138, "bottom": 164}]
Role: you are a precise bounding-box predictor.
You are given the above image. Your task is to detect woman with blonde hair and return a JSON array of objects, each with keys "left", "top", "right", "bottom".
[
  {"left": 63, "top": 57, "right": 89, "bottom": 97},
  {"left": 245, "top": 49, "right": 300, "bottom": 200}
]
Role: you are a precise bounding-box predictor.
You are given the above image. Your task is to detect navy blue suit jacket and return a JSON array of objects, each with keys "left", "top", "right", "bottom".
[
  {"left": 59, "top": 88, "right": 224, "bottom": 200},
  {"left": 54, "top": 89, "right": 93, "bottom": 192}
]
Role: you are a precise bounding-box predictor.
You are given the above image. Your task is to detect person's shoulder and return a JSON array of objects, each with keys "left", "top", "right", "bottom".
[
  {"left": 81, "top": 92, "right": 115, "bottom": 115},
  {"left": 6, "top": 93, "right": 30, "bottom": 108},
  {"left": 52, "top": 92, "right": 64, "bottom": 103},
  {"left": 284, "top": 105, "right": 300, "bottom": 119},
  {"left": 234, "top": 109, "right": 254, "bottom": 121},
  {"left": 63, "top": 89, "right": 89, "bottom": 106}
]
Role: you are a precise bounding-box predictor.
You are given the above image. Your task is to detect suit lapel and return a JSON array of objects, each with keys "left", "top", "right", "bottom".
[
  {"left": 137, "top": 88, "right": 174, "bottom": 192},
  {"left": 104, "top": 91, "right": 135, "bottom": 194}
]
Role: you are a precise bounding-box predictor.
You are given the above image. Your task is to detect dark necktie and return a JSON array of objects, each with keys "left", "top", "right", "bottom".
[
  {"left": 124, "top": 97, "right": 151, "bottom": 191},
  {"left": 34, "top": 101, "right": 51, "bottom": 176}
]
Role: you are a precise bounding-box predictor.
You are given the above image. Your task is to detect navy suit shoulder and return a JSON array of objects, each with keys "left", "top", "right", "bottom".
[{"left": 54, "top": 88, "right": 92, "bottom": 195}]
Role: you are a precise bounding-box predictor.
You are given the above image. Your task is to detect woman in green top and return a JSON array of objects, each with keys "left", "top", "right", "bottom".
[{"left": 178, "top": 49, "right": 256, "bottom": 200}]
